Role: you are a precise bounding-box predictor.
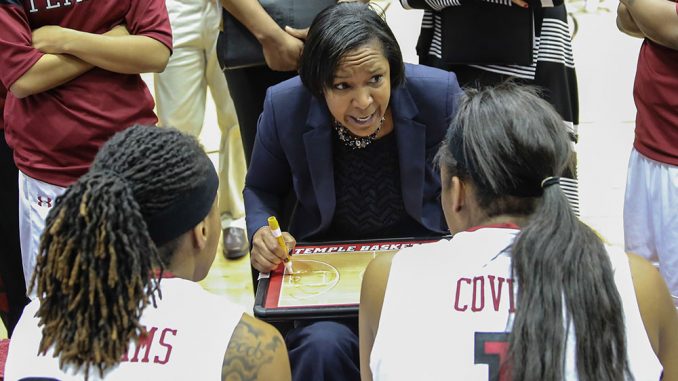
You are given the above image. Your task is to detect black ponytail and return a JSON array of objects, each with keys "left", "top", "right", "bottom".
[{"left": 438, "top": 83, "right": 631, "bottom": 381}]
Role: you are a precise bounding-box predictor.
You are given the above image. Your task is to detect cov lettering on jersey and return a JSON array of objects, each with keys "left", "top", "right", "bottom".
[{"left": 454, "top": 275, "right": 516, "bottom": 313}]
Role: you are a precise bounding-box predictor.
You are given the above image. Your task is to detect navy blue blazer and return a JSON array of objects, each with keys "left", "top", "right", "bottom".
[{"left": 244, "top": 63, "right": 461, "bottom": 242}]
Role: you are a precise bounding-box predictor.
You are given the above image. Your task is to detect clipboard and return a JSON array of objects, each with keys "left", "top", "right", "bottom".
[{"left": 253, "top": 237, "right": 439, "bottom": 321}]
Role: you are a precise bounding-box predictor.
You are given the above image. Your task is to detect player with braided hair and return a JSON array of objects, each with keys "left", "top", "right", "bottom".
[
  {"left": 5, "top": 125, "right": 291, "bottom": 381},
  {"left": 360, "top": 83, "right": 678, "bottom": 381}
]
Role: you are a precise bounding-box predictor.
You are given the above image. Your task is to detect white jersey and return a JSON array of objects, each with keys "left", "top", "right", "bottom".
[
  {"left": 370, "top": 226, "right": 662, "bottom": 381},
  {"left": 6, "top": 277, "right": 245, "bottom": 381}
]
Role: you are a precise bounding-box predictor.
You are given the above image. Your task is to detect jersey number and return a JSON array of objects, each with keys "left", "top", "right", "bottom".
[{"left": 474, "top": 332, "right": 510, "bottom": 381}]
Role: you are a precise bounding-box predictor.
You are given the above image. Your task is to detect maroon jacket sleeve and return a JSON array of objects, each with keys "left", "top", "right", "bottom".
[
  {"left": 0, "top": 3, "right": 43, "bottom": 89},
  {"left": 0, "top": 85, "right": 6, "bottom": 130},
  {"left": 125, "top": 0, "right": 173, "bottom": 53}
]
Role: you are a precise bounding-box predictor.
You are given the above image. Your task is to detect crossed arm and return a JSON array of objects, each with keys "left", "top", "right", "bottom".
[
  {"left": 10, "top": 25, "right": 170, "bottom": 99},
  {"left": 617, "top": 0, "right": 678, "bottom": 50}
]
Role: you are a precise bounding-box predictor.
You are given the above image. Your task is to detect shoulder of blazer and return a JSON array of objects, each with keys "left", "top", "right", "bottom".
[
  {"left": 267, "top": 76, "right": 313, "bottom": 108},
  {"left": 265, "top": 76, "right": 316, "bottom": 131},
  {"left": 404, "top": 64, "right": 456, "bottom": 97},
  {"left": 398, "top": 63, "right": 458, "bottom": 124}
]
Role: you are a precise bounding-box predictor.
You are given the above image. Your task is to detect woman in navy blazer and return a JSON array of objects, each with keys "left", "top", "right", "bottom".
[{"left": 244, "top": 3, "right": 461, "bottom": 380}]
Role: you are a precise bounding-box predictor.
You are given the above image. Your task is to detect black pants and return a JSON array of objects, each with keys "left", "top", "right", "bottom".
[
  {"left": 0, "top": 132, "right": 29, "bottom": 336},
  {"left": 217, "top": 57, "right": 297, "bottom": 292},
  {"left": 221, "top": 65, "right": 296, "bottom": 166}
]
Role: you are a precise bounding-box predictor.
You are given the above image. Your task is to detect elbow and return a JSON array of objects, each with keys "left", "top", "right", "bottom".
[
  {"left": 149, "top": 57, "right": 169, "bottom": 73},
  {"left": 615, "top": 4, "right": 639, "bottom": 37},
  {"left": 653, "top": 29, "right": 678, "bottom": 50},
  {"left": 616, "top": 15, "right": 645, "bottom": 39},
  {"left": 615, "top": 9, "right": 632, "bottom": 35},
  {"left": 131, "top": 43, "right": 170, "bottom": 73},
  {"left": 148, "top": 47, "right": 170, "bottom": 73},
  {"left": 9, "top": 81, "right": 34, "bottom": 99},
  {"left": 655, "top": 37, "right": 678, "bottom": 51},
  {"left": 615, "top": 16, "right": 626, "bottom": 34}
]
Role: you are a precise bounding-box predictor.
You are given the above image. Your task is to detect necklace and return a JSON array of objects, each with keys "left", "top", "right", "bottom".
[{"left": 333, "top": 117, "right": 385, "bottom": 150}]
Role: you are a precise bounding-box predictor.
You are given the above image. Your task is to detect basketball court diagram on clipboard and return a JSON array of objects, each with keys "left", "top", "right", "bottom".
[{"left": 255, "top": 238, "right": 440, "bottom": 320}]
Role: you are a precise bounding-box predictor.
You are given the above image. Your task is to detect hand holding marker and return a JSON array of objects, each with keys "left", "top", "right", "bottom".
[{"left": 268, "top": 216, "right": 294, "bottom": 274}]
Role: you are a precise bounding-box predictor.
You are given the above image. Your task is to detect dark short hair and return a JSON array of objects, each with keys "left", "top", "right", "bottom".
[{"left": 299, "top": 2, "right": 405, "bottom": 99}]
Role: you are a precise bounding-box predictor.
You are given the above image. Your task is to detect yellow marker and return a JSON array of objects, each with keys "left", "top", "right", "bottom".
[{"left": 268, "top": 216, "right": 294, "bottom": 274}]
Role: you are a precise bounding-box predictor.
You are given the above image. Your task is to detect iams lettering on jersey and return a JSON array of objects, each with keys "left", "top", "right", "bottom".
[
  {"left": 454, "top": 275, "right": 516, "bottom": 313},
  {"left": 26, "top": 0, "right": 90, "bottom": 13},
  {"left": 120, "top": 326, "right": 177, "bottom": 365}
]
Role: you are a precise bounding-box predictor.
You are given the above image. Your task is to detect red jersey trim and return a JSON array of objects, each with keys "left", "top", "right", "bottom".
[
  {"left": 465, "top": 223, "right": 521, "bottom": 232},
  {"left": 152, "top": 269, "right": 176, "bottom": 279}
]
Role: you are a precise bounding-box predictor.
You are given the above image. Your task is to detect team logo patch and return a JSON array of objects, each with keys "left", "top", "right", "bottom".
[{"left": 37, "top": 196, "right": 52, "bottom": 208}]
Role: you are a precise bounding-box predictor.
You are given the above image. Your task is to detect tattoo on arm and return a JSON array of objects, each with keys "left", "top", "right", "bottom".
[{"left": 222, "top": 320, "right": 284, "bottom": 381}]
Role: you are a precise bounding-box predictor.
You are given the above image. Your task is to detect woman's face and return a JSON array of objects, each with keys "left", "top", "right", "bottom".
[{"left": 323, "top": 40, "right": 391, "bottom": 137}]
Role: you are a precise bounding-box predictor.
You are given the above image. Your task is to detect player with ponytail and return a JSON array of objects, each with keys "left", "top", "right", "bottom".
[{"left": 360, "top": 83, "right": 678, "bottom": 381}]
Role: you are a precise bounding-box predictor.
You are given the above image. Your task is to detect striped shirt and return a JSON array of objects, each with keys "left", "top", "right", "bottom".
[{"left": 409, "top": 0, "right": 579, "bottom": 128}]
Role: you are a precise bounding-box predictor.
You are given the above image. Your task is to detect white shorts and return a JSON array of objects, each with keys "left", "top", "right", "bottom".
[
  {"left": 623, "top": 148, "right": 678, "bottom": 307},
  {"left": 18, "top": 172, "right": 66, "bottom": 296}
]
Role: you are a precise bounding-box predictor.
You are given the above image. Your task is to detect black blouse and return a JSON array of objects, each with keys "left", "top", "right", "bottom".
[{"left": 317, "top": 130, "right": 432, "bottom": 241}]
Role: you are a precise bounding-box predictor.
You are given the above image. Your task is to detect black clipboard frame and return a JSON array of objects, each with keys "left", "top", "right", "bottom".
[{"left": 253, "top": 237, "right": 440, "bottom": 322}]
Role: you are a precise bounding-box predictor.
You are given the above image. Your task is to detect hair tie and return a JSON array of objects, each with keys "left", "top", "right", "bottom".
[{"left": 541, "top": 176, "right": 560, "bottom": 189}]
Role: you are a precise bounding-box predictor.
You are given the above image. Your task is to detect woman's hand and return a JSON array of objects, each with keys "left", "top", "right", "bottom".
[
  {"left": 251, "top": 226, "right": 297, "bottom": 273},
  {"left": 261, "top": 29, "right": 304, "bottom": 71},
  {"left": 511, "top": 0, "right": 529, "bottom": 8},
  {"left": 285, "top": 26, "right": 308, "bottom": 41},
  {"left": 32, "top": 25, "right": 71, "bottom": 54}
]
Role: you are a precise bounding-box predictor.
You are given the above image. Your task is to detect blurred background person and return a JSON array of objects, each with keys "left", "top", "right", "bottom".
[
  {"left": 0, "top": 86, "right": 29, "bottom": 337},
  {"left": 5, "top": 126, "right": 291, "bottom": 381},
  {"left": 404, "top": 0, "right": 578, "bottom": 131},
  {"left": 360, "top": 83, "right": 678, "bottom": 381},
  {"left": 400, "top": 0, "right": 581, "bottom": 214},
  {"left": 154, "top": 0, "right": 249, "bottom": 260},
  {"left": 617, "top": 0, "right": 678, "bottom": 308},
  {"left": 0, "top": 0, "right": 172, "bottom": 294}
]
